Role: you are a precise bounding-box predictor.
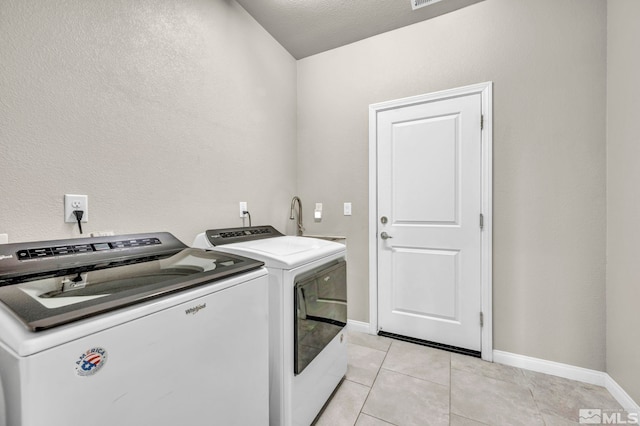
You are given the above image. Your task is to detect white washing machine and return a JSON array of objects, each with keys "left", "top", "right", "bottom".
[
  {"left": 193, "top": 226, "right": 347, "bottom": 426},
  {"left": 0, "top": 232, "right": 269, "bottom": 426}
]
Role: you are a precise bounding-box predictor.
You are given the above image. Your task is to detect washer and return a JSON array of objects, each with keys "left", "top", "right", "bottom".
[
  {"left": 0, "top": 232, "right": 269, "bottom": 426},
  {"left": 193, "top": 226, "right": 348, "bottom": 426}
]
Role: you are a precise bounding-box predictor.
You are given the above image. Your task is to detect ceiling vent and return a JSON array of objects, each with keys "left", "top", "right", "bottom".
[{"left": 411, "top": 0, "right": 445, "bottom": 10}]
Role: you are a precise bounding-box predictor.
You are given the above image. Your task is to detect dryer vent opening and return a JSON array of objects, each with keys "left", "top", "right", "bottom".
[{"left": 411, "top": 0, "right": 446, "bottom": 10}]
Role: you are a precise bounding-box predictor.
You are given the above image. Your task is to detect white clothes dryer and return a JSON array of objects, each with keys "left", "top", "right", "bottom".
[{"left": 193, "top": 226, "right": 347, "bottom": 426}]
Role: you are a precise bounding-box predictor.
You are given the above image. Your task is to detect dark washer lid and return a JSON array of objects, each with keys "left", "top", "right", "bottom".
[{"left": 0, "top": 233, "right": 263, "bottom": 331}]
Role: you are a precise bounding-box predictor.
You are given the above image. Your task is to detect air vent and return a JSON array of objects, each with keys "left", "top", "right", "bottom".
[{"left": 412, "top": 0, "right": 445, "bottom": 10}]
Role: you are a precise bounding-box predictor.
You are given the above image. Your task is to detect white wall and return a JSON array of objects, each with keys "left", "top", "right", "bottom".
[
  {"left": 0, "top": 0, "right": 297, "bottom": 245},
  {"left": 606, "top": 0, "right": 640, "bottom": 405},
  {"left": 297, "top": 0, "right": 607, "bottom": 371}
]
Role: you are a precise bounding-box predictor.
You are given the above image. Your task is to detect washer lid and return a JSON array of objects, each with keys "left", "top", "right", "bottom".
[
  {"left": 211, "top": 236, "right": 345, "bottom": 269},
  {"left": 0, "top": 233, "right": 263, "bottom": 331}
]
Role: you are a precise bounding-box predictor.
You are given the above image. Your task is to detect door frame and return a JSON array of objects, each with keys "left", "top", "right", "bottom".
[{"left": 368, "top": 82, "right": 493, "bottom": 361}]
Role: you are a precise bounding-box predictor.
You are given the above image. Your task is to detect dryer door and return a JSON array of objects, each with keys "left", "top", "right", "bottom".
[{"left": 294, "top": 260, "right": 347, "bottom": 375}]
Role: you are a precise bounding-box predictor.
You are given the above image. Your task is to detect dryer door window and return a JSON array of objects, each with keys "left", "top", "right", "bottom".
[{"left": 294, "top": 260, "right": 347, "bottom": 375}]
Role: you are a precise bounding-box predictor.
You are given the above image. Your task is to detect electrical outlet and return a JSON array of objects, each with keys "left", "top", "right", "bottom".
[
  {"left": 0, "top": 234, "right": 8, "bottom": 244},
  {"left": 64, "top": 194, "right": 88, "bottom": 223},
  {"left": 239, "top": 201, "right": 248, "bottom": 218}
]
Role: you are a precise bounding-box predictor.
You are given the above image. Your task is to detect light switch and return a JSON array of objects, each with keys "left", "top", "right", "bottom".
[{"left": 344, "top": 202, "right": 352, "bottom": 216}]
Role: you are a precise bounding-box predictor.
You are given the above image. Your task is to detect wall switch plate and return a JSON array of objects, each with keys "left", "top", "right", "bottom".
[
  {"left": 0, "top": 234, "right": 8, "bottom": 244},
  {"left": 64, "top": 194, "right": 88, "bottom": 223},
  {"left": 344, "top": 202, "right": 352, "bottom": 216},
  {"left": 239, "top": 201, "right": 248, "bottom": 218}
]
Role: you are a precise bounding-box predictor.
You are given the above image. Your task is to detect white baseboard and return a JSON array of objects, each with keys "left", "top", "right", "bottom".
[
  {"left": 346, "top": 319, "right": 371, "bottom": 334},
  {"left": 605, "top": 374, "right": 640, "bottom": 415},
  {"left": 492, "top": 350, "right": 607, "bottom": 386},
  {"left": 494, "top": 350, "right": 639, "bottom": 415}
]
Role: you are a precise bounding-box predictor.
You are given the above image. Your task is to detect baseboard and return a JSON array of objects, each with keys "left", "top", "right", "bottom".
[
  {"left": 492, "top": 350, "right": 607, "bottom": 386},
  {"left": 346, "top": 319, "right": 370, "bottom": 334},
  {"left": 494, "top": 350, "right": 639, "bottom": 414},
  {"left": 605, "top": 374, "right": 640, "bottom": 415}
]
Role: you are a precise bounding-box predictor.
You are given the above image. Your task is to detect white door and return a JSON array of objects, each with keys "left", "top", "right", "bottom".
[{"left": 376, "top": 92, "right": 483, "bottom": 352}]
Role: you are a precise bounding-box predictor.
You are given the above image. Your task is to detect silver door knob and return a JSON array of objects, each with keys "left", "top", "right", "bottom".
[{"left": 380, "top": 232, "right": 392, "bottom": 240}]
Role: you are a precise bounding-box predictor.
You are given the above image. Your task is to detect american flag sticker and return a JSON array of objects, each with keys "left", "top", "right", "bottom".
[{"left": 75, "top": 347, "right": 108, "bottom": 377}]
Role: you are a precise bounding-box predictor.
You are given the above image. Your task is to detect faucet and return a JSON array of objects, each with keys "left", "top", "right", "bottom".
[{"left": 289, "top": 196, "right": 304, "bottom": 236}]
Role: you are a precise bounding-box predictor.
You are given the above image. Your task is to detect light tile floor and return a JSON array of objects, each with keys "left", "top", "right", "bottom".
[{"left": 314, "top": 331, "right": 624, "bottom": 426}]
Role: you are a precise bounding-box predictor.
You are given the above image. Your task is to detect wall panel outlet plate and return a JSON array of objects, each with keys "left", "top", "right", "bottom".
[{"left": 64, "top": 194, "right": 88, "bottom": 223}]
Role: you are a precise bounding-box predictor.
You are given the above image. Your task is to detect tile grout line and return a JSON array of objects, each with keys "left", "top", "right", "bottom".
[
  {"left": 353, "top": 339, "right": 396, "bottom": 426},
  {"left": 377, "top": 365, "right": 450, "bottom": 388},
  {"left": 381, "top": 337, "right": 456, "bottom": 387}
]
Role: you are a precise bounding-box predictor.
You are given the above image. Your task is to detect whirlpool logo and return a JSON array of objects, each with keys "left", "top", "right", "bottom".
[
  {"left": 75, "top": 347, "right": 108, "bottom": 377},
  {"left": 185, "top": 303, "right": 207, "bottom": 315}
]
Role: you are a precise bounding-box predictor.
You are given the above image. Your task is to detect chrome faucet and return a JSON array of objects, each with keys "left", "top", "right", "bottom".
[{"left": 289, "top": 196, "right": 304, "bottom": 236}]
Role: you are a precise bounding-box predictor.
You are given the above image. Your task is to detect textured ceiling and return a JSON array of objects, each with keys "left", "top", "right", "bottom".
[{"left": 235, "top": 0, "right": 484, "bottom": 59}]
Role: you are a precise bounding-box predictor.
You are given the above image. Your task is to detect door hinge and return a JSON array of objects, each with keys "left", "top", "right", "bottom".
[
  {"left": 481, "top": 114, "right": 484, "bottom": 130},
  {"left": 480, "top": 213, "right": 484, "bottom": 230},
  {"left": 480, "top": 312, "right": 484, "bottom": 327}
]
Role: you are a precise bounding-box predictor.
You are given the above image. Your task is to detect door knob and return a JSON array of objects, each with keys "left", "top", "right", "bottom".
[{"left": 380, "top": 232, "right": 392, "bottom": 240}]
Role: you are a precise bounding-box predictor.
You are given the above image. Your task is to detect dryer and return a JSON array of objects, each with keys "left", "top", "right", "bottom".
[
  {"left": 0, "top": 232, "right": 269, "bottom": 426},
  {"left": 193, "top": 226, "right": 347, "bottom": 426}
]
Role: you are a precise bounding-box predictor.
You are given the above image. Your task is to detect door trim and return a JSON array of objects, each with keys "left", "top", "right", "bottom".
[{"left": 368, "top": 82, "right": 493, "bottom": 361}]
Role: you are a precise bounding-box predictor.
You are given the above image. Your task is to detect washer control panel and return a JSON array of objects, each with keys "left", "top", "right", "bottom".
[
  {"left": 16, "top": 238, "right": 162, "bottom": 261},
  {"left": 205, "top": 225, "right": 283, "bottom": 246}
]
